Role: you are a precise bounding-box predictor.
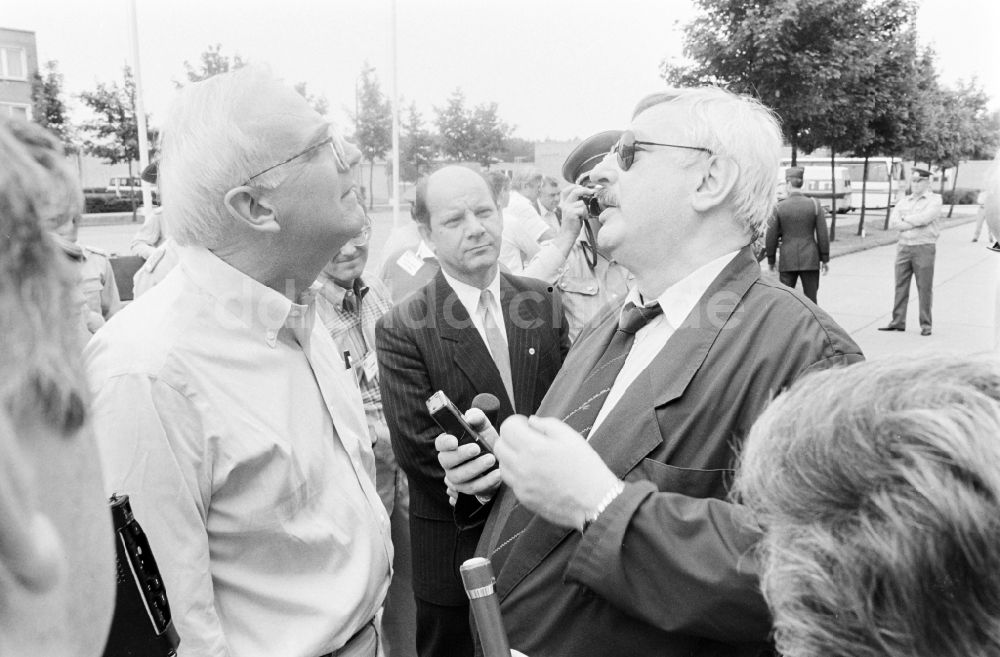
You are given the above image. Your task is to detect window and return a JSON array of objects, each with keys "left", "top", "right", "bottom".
[
  {"left": 0, "top": 46, "right": 28, "bottom": 80},
  {"left": 0, "top": 103, "right": 30, "bottom": 120}
]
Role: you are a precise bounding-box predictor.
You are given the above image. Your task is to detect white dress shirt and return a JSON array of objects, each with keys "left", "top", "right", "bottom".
[
  {"left": 439, "top": 268, "right": 508, "bottom": 356},
  {"left": 85, "top": 245, "right": 392, "bottom": 657},
  {"left": 590, "top": 250, "right": 739, "bottom": 434},
  {"left": 499, "top": 191, "right": 550, "bottom": 273}
]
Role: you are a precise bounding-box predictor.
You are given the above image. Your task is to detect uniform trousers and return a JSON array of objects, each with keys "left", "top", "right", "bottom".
[
  {"left": 890, "top": 244, "right": 935, "bottom": 330},
  {"left": 779, "top": 270, "right": 820, "bottom": 304}
]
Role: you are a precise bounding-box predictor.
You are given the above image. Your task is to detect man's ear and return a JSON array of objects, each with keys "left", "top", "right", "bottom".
[
  {"left": 691, "top": 156, "right": 739, "bottom": 213},
  {"left": 224, "top": 186, "right": 281, "bottom": 234},
  {"left": 0, "top": 416, "right": 65, "bottom": 594},
  {"left": 417, "top": 223, "right": 434, "bottom": 251}
]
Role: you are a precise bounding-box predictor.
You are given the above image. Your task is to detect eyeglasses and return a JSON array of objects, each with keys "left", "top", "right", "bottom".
[
  {"left": 243, "top": 131, "right": 350, "bottom": 185},
  {"left": 345, "top": 213, "right": 372, "bottom": 248},
  {"left": 613, "top": 130, "right": 713, "bottom": 171}
]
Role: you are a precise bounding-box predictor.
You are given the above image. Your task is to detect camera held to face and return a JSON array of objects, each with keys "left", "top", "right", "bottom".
[{"left": 579, "top": 185, "right": 606, "bottom": 218}]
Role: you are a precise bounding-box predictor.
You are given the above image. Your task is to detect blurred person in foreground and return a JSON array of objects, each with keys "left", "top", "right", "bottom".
[
  {"left": 316, "top": 213, "right": 418, "bottom": 657},
  {"left": 734, "top": 355, "right": 1000, "bottom": 657},
  {"left": 439, "top": 87, "right": 862, "bottom": 657},
  {"left": 85, "top": 67, "right": 392, "bottom": 657},
  {"left": 0, "top": 119, "right": 115, "bottom": 656}
]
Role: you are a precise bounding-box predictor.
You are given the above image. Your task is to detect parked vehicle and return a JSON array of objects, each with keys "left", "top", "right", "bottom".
[
  {"left": 776, "top": 165, "right": 854, "bottom": 213},
  {"left": 781, "top": 156, "right": 909, "bottom": 209}
]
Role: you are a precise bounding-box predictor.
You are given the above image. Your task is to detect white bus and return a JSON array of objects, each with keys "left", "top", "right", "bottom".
[{"left": 781, "top": 156, "right": 908, "bottom": 209}]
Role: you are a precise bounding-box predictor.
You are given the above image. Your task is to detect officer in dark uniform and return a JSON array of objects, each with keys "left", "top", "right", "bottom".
[{"left": 765, "top": 166, "right": 830, "bottom": 304}]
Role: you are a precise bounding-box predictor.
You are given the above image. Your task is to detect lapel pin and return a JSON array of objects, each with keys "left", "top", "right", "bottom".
[{"left": 528, "top": 347, "right": 536, "bottom": 355}]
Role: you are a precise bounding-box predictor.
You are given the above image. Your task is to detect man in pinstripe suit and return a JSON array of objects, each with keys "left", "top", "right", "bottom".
[{"left": 376, "top": 166, "right": 569, "bottom": 657}]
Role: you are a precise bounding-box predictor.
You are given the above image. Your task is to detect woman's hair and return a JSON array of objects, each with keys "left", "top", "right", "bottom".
[{"left": 733, "top": 355, "right": 1000, "bottom": 657}]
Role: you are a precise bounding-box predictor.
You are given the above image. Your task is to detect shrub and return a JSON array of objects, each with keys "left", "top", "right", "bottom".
[{"left": 942, "top": 187, "right": 980, "bottom": 205}]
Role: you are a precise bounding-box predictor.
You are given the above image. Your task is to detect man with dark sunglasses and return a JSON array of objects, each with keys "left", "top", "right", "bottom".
[
  {"left": 438, "top": 87, "right": 862, "bottom": 657},
  {"left": 86, "top": 67, "right": 392, "bottom": 657}
]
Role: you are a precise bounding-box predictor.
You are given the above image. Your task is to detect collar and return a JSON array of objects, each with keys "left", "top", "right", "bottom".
[
  {"left": 177, "top": 245, "right": 313, "bottom": 347},
  {"left": 317, "top": 273, "right": 369, "bottom": 310},
  {"left": 626, "top": 250, "right": 740, "bottom": 330},
  {"left": 415, "top": 240, "right": 437, "bottom": 261},
  {"left": 440, "top": 267, "right": 502, "bottom": 318}
]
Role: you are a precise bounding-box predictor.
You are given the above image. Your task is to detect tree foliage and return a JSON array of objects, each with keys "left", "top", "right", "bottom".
[
  {"left": 354, "top": 64, "right": 392, "bottom": 208},
  {"left": 180, "top": 43, "right": 246, "bottom": 84},
  {"left": 401, "top": 101, "right": 436, "bottom": 181},
  {"left": 31, "top": 60, "right": 75, "bottom": 152},
  {"left": 434, "top": 88, "right": 512, "bottom": 166},
  {"left": 79, "top": 66, "right": 158, "bottom": 170}
]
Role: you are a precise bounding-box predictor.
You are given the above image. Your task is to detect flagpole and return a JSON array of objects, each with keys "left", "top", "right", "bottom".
[
  {"left": 126, "top": 0, "right": 153, "bottom": 217},
  {"left": 390, "top": 0, "right": 401, "bottom": 227}
]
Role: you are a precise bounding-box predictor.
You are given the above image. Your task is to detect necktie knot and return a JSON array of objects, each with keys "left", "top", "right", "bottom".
[{"left": 618, "top": 301, "right": 662, "bottom": 335}]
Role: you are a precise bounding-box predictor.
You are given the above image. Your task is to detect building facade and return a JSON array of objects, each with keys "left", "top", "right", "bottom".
[{"left": 0, "top": 27, "right": 38, "bottom": 120}]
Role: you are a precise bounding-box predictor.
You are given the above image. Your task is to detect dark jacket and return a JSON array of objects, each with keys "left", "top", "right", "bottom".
[
  {"left": 475, "top": 247, "right": 863, "bottom": 657},
  {"left": 766, "top": 191, "right": 830, "bottom": 272},
  {"left": 376, "top": 271, "right": 569, "bottom": 606}
]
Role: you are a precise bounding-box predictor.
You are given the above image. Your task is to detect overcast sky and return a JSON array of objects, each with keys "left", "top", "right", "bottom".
[{"left": 6, "top": 0, "right": 999, "bottom": 141}]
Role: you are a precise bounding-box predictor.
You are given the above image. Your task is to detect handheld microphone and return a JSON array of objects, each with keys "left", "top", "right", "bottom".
[
  {"left": 460, "top": 557, "right": 511, "bottom": 657},
  {"left": 471, "top": 393, "right": 501, "bottom": 429}
]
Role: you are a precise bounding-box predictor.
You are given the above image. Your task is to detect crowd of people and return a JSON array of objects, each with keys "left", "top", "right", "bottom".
[{"left": 2, "top": 64, "right": 1000, "bottom": 657}]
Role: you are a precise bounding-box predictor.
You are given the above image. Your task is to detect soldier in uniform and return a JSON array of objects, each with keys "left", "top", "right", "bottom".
[{"left": 765, "top": 166, "right": 830, "bottom": 304}]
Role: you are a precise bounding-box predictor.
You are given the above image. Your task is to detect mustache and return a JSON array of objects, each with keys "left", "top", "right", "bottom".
[{"left": 594, "top": 187, "right": 618, "bottom": 209}]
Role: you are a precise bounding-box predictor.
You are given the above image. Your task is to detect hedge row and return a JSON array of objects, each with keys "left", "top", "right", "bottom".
[
  {"left": 84, "top": 196, "right": 140, "bottom": 214},
  {"left": 941, "top": 187, "right": 981, "bottom": 205}
]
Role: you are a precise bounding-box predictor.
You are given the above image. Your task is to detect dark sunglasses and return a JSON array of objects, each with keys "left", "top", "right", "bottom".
[{"left": 613, "top": 130, "right": 713, "bottom": 171}]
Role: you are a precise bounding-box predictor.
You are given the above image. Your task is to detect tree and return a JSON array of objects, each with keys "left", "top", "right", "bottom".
[
  {"left": 178, "top": 45, "right": 327, "bottom": 114},
  {"left": 180, "top": 43, "right": 246, "bottom": 84},
  {"left": 354, "top": 64, "right": 391, "bottom": 209},
  {"left": 294, "top": 81, "right": 329, "bottom": 116},
  {"left": 79, "top": 66, "right": 158, "bottom": 212},
  {"left": 435, "top": 88, "right": 474, "bottom": 161},
  {"left": 401, "top": 101, "right": 436, "bottom": 181},
  {"left": 31, "top": 60, "right": 75, "bottom": 152},
  {"left": 467, "top": 102, "right": 512, "bottom": 168},
  {"left": 434, "top": 89, "right": 513, "bottom": 166}
]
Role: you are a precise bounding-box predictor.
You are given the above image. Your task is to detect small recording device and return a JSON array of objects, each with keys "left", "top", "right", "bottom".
[
  {"left": 426, "top": 390, "right": 495, "bottom": 457},
  {"left": 102, "top": 493, "right": 180, "bottom": 657}
]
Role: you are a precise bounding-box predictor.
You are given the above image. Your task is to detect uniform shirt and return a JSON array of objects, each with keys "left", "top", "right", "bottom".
[
  {"left": 85, "top": 245, "right": 392, "bottom": 657},
  {"left": 591, "top": 250, "right": 738, "bottom": 434},
  {"left": 552, "top": 242, "right": 631, "bottom": 343},
  {"left": 892, "top": 189, "right": 943, "bottom": 246},
  {"left": 316, "top": 274, "right": 402, "bottom": 512},
  {"left": 499, "top": 191, "right": 550, "bottom": 274},
  {"left": 79, "top": 245, "right": 122, "bottom": 332}
]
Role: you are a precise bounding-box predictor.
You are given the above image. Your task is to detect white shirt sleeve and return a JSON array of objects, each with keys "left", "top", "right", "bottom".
[{"left": 91, "top": 373, "right": 231, "bottom": 657}]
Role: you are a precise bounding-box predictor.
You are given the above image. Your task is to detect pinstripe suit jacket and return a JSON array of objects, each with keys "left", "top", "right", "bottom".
[{"left": 376, "top": 270, "right": 569, "bottom": 606}]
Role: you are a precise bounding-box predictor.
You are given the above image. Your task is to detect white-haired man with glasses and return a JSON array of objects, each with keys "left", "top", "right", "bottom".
[
  {"left": 437, "top": 87, "right": 862, "bottom": 657},
  {"left": 85, "top": 66, "right": 392, "bottom": 657}
]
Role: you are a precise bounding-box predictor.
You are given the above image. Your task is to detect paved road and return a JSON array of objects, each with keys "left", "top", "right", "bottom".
[
  {"left": 815, "top": 219, "right": 996, "bottom": 359},
  {"left": 81, "top": 210, "right": 996, "bottom": 361}
]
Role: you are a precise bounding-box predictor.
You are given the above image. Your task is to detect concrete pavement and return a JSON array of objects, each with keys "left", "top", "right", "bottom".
[{"left": 812, "top": 219, "right": 997, "bottom": 359}]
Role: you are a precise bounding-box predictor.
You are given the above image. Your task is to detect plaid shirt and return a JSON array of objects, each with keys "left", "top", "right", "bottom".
[{"left": 315, "top": 274, "right": 394, "bottom": 448}]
